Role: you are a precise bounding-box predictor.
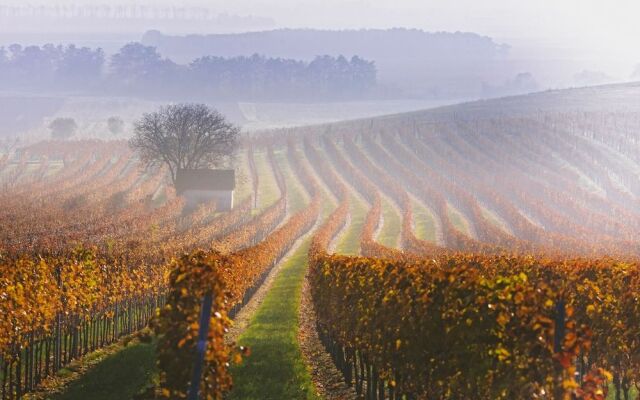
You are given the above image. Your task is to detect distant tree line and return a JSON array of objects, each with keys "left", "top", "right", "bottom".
[
  {"left": 49, "top": 118, "right": 78, "bottom": 140},
  {"left": 0, "top": 43, "right": 377, "bottom": 101},
  {"left": 0, "top": 44, "right": 105, "bottom": 91}
]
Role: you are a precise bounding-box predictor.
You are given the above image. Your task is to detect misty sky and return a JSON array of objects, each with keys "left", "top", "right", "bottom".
[
  {"left": 2, "top": 0, "right": 639, "bottom": 78},
  {"left": 2, "top": 0, "right": 636, "bottom": 39},
  {"left": 217, "top": 0, "right": 640, "bottom": 77}
]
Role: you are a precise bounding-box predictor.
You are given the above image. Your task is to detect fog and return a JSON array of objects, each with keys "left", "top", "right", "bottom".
[
  {"left": 1, "top": 0, "right": 640, "bottom": 137},
  {"left": 2, "top": 0, "right": 639, "bottom": 82}
]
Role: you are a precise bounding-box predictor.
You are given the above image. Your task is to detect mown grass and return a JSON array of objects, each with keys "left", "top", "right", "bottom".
[
  {"left": 335, "top": 194, "right": 367, "bottom": 255},
  {"left": 377, "top": 197, "right": 402, "bottom": 248},
  {"left": 50, "top": 341, "right": 157, "bottom": 400},
  {"left": 411, "top": 199, "right": 437, "bottom": 243},
  {"left": 229, "top": 152, "right": 320, "bottom": 400},
  {"left": 480, "top": 205, "right": 512, "bottom": 234},
  {"left": 228, "top": 236, "right": 319, "bottom": 400},
  {"left": 447, "top": 203, "right": 472, "bottom": 236},
  {"left": 273, "top": 149, "right": 308, "bottom": 213},
  {"left": 253, "top": 150, "right": 281, "bottom": 212}
]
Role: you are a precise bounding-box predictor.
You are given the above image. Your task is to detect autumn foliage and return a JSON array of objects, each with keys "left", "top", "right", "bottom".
[{"left": 5, "top": 108, "right": 640, "bottom": 400}]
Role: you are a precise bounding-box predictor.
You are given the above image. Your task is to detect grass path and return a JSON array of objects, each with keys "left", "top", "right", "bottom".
[
  {"left": 49, "top": 341, "right": 157, "bottom": 400},
  {"left": 253, "top": 150, "right": 281, "bottom": 212},
  {"left": 228, "top": 234, "right": 320, "bottom": 400},
  {"left": 377, "top": 197, "right": 402, "bottom": 248},
  {"left": 480, "top": 204, "right": 514, "bottom": 235},
  {"left": 229, "top": 150, "right": 322, "bottom": 400},
  {"left": 411, "top": 199, "right": 438, "bottom": 243},
  {"left": 447, "top": 203, "right": 473, "bottom": 237},
  {"left": 334, "top": 194, "right": 367, "bottom": 255},
  {"left": 273, "top": 148, "right": 308, "bottom": 213}
]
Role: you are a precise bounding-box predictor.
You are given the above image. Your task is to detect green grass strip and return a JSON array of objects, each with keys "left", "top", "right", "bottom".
[
  {"left": 273, "top": 149, "right": 308, "bottom": 213},
  {"left": 411, "top": 199, "right": 437, "bottom": 243},
  {"left": 377, "top": 197, "right": 402, "bottom": 248},
  {"left": 228, "top": 235, "right": 319, "bottom": 400},
  {"left": 253, "top": 150, "right": 281, "bottom": 212},
  {"left": 480, "top": 205, "right": 512, "bottom": 234},
  {"left": 335, "top": 194, "right": 367, "bottom": 255},
  {"left": 51, "top": 341, "right": 157, "bottom": 400},
  {"left": 447, "top": 203, "right": 472, "bottom": 236},
  {"left": 229, "top": 152, "right": 320, "bottom": 400}
]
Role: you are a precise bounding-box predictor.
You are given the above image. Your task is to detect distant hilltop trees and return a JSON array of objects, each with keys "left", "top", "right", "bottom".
[
  {"left": 142, "top": 28, "right": 513, "bottom": 99},
  {"left": 49, "top": 117, "right": 77, "bottom": 140},
  {"left": 0, "top": 43, "right": 376, "bottom": 101}
]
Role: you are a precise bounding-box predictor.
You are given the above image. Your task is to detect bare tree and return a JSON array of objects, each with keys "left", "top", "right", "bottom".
[{"left": 129, "top": 104, "right": 239, "bottom": 183}]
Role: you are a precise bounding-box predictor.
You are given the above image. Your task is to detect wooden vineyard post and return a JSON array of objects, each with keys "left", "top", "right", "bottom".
[
  {"left": 54, "top": 265, "right": 62, "bottom": 373},
  {"left": 187, "top": 292, "right": 213, "bottom": 400}
]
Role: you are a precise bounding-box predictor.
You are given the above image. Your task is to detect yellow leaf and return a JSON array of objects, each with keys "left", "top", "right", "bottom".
[{"left": 514, "top": 292, "right": 524, "bottom": 304}]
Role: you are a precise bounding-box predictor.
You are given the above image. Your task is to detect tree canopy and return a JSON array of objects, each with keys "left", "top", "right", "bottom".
[
  {"left": 129, "top": 104, "right": 239, "bottom": 184},
  {"left": 0, "top": 42, "right": 376, "bottom": 100},
  {"left": 49, "top": 118, "right": 78, "bottom": 140}
]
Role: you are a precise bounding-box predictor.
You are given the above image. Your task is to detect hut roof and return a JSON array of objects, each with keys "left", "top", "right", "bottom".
[{"left": 175, "top": 169, "right": 235, "bottom": 193}]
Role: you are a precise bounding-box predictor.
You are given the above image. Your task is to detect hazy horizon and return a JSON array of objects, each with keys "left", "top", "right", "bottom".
[{"left": 1, "top": 0, "right": 639, "bottom": 81}]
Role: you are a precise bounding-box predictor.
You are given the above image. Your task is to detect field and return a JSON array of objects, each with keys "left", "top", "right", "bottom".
[
  {"left": 0, "top": 93, "right": 451, "bottom": 141},
  {"left": 3, "top": 84, "right": 640, "bottom": 399}
]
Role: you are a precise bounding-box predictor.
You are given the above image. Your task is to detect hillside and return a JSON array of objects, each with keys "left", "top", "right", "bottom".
[
  {"left": 3, "top": 82, "right": 640, "bottom": 399},
  {"left": 318, "top": 80, "right": 640, "bottom": 125}
]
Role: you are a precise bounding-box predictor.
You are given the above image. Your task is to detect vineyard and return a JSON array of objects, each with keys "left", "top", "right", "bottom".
[{"left": 3, "top": 86, "right": 640, "bottom": 399}]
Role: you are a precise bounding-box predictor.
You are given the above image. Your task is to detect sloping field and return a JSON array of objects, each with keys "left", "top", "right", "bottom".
[{"left": 3, "top": 83, "right": 640, "bottom": 399}]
